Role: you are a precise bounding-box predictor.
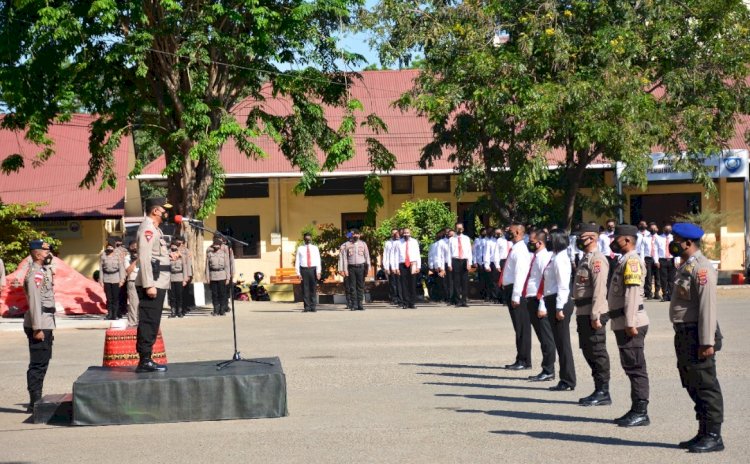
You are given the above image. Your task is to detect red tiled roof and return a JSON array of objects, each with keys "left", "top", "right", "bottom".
[
  {"left": 140, "top": 70, "right": 749, "bottom": 176},
  {"left": 0, "top": 114, "right": 130, "bottom": 218}
]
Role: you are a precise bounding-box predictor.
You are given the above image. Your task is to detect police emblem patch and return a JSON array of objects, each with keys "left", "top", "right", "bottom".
[
  {"left": 697, "top": 269, "right": 708, "bottom": 286},
  {"left": 145, "top": 230, "right": 153, "bottom": 242},
  {"left": 34, "top": 271, "right": 44, "bottom": 287},
  {"left": 623, "top": 257, "right": 642, "bottom": 286},
  {"left": 592, "top": 260, "right": 601, "bottom": 274}
]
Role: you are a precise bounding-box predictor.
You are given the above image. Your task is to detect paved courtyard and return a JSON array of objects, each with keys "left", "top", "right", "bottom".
[{"left": 1, "top": 290, "right": 749, "bottom": 463}]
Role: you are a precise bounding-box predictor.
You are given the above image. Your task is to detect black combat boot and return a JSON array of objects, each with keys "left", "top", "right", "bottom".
[
  {"left": 688, "top": 423, "right": 724, "bottom": 453},
  {"left": 26, "top": 390, "right": 42, "bottom": 414},
  {"left": 679, "top": 421, "right": 706, "bottom": 449},
  {"left": 580, "top": 382, "right": 612, "bottom": 406},
  {"left": 615, "top": 399, "right": 650, "bottom": 427}
]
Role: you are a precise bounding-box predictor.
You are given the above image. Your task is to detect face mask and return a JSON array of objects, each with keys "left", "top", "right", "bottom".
[
  {"left": 610, "top": 240, "right": 623, "bottom": 254},
  {"left": 504, "top": 231, "right": 514, "bottom": 241},
  {"left": 456, "top": 229, "right": 463, "bottom": 235},
  {"left": 480, "top": 231, "right": 487, "bottom": 238},
  {"left": 607, "top": 225, "right": 615, "bottom": 232},
  {"left": 43, "top": 254, "right": 53, "bottom": 265},
  {"left": 352, "top": 236, "right": 359, "bottom": 241},
  {"left": 304, "top": 238, "right": 312, "bottom": 244},
  {"left": 106, "top": 248, "right": 114, "bottom": 253},
  {"left": 664, "top": 229, "right": 672, "bottom": 235},
  {"left": 638, "top": 225, "right": 646, "bottom": 231},
  {"left": 495, "top": 233, "right": 501, "bottom": 239},
  {"left": 130, "top": 249, "right": 137, "bottom": 255},
  {"left": 669, "top": 240, "right": 683, "bottom": 257},
  {"left": 170, "top": 246, "right": 178, "bottom": 251},
  {"left": 403, "top": 234, "right": 411, "bottom": 240},
  {"left": 650, "top": 229, "right": 658, "bottom": 235},
  {"left": 575, "top": 237, "right": 589, "bottom": 251},
  {"left": 527, "top": 241, "right": 537, "bottom": 252}
]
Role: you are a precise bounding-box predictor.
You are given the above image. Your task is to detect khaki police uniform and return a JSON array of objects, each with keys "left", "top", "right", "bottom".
[
  {"left": 125, "top": 251, "right": 139, "bottom": 326},
  {"left": 100, "top": 250, "right": 126, "bottom": 320},
  {"left": 206, "top": 246, "right": 230, "bottom": 315},
  {"left": 670, "top": 251, "right": 723, "bottom": 429},
  {"left": 608, "top": 250, "right": 650, "bottom": 402},
  {"left": 135, "top": 216, "right": 171, "bottom": 361},
  {"left": 574, "top": 249, "right": 611, "bottom": 390},
  {"left": 179, "top": 244, "right": 194, "bottom": 313},
  {"left": 341, "top": 239, "right": 370, "bottom": 311},
  {"left": 23, "top": 262, "right": 56, "bottom": 400},
  {"left": 168, "top": 250, "right": 189, "bottom": 317}
]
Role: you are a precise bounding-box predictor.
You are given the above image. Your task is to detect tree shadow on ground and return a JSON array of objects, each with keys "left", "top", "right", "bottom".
[
  {"left": 437, "top": 393, "right": 579, "bottom": 405},
  {"left": 401, "top": 362, "right": 505, "bottom": 370},
  {"left": 456, "top": 408, "right": 614, "bottom": 424},
  {"left": 491, "top": 430, "right": 679, "bottom": 449},
  {"left": 417, "top": 371, "right": 523, "bottom": 381},
  {"left": 424, "top": 381, "right": 551, "bottom": 391}
]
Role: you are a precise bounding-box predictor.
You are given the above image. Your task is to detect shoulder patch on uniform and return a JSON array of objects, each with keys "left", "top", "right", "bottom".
[
  {"left": 623, "top": 257, "right": 642, "bottom": 286},
  {"left": 697, "top": 269, "right": 708, "bottom": 286},
  {"left": 34, "top": 271, "right": 44, "bottom": 287},
  {"left": 144, "top": 230, "right": 153, "bottom": 242},
  {"left": 592, "top": 260, "right": 602, "bottom": 274}
]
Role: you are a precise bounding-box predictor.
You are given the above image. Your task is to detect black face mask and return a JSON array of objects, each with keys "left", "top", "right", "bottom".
[
  {"left": 495, "top": 233, "right": 501, "bottom": 239},
  {"left": 105, "top": 248, "right": 114, "bottom": 254},
  {"left": 610, "top": 240, "right": 623, "bottom": 254},
  {"left": 170, "top": 246, "right": 178, "bottom": 251},
  {"left": 575, "top": 237, "right": 589, "bottom": 251},
  {"left": 527, "top": 241, "right": 537, "bottom": 252},
  {"left": 504, "top": 231, "right": 514, "bottom": 241},
  {"left": 664, "top": 229, "right": 672, "bottom": 236},
  {"left": 650, "top": 229, "right": 658, "bottom": 236},
  {"left": 352, "top": 236, "right": 359, "bottom": 242},
  {"left": 456, "top": 229, "right": 464, "bottom": 235},
  {"left": 403, "top": 234, "right": 411, "bottom": 240},
  {"left": 43, "top": 254, "right": 53, "bottom": 265},
  {"left": 480, "top": 232, "right": 487, "bottom": 238},
  {"left": 304, "top": 238, "right": 312, "bottom": 244},
  {"left": 669, "top": 240, "right": 683, "bottom": 257},
  {"left": 638, "top": 225, "right": 647, "bottom": 231}
]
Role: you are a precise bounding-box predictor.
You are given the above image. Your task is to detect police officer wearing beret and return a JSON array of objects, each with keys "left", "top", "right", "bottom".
[
  {"left": 23, "top": 240, "right": 56, "bottom": 412},
  {"left": 134, "top": 197, "right": 172, "bottom": 373},
  {"left": 608, "top": 224, "right": 651, "bottom": 427},
  {"left": 669, "top": 223, "right": 725, "bottom": 453}
]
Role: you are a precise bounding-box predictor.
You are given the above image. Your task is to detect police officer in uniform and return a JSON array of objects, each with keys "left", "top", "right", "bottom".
[
  {"left": 168, "top": 240, "right": 189, "bottom": 318},
  {"left": 669, "top": 223, "right": 725, "bottom": 452},
  {"left": 100, "top": 238, "right": 126, "bottom": 320},
  {"left": 573, "top": 223, "right": 612, "bottom": 406},
  {"left": 173, "top": 236, "right": 194, "bottom": 314},
  {"left": 206, "top": 236, "right": 230, "bottom": 316},
  {"left": 338, "top": 232, "right": 353, "bottom": 309},
  {"left": 23, "top": 240, "right": 56, "bottom": 412},
  {"left": 608, "top": 224, "right": 650, "bottom": 427},
  {"left": 124, "top": 240, "right": 140, "bottom": 327},
  {"left": 341, "top": 229, "right": 370, "bottom": 311},
  {"left": 114, "top": 237, "right": 129, "bottom": 317},
  {"left": 134, "top": 197, "right": 172, "bottom": 373}
]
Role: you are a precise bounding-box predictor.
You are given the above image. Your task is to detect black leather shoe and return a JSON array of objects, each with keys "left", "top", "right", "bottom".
[
  {"left": 135, "top": 359, "right": 168, "bottom": 373},
  {"left": 26, "top": 390, "right": 42, "bottom": 414},
  {"left": 579, "top": 389, "right": 612, "bottom": 406},
  {"left": 679, "top": 422, "right": 705, "bottom": 449},
  {"left": 615, "top": 400, "right": 650, "bottom": 427},
  {"left": 528, "top": 372, "right": 555, "bottom": 382},
  {"left": 689, "top": 423, "right": 724, "bottom": 453},
  {"left": 549, "top": 381, "right": 574, "bottom": 391},
  {"left": 505, "top": 362, "right": 531, "bottom": 371}
]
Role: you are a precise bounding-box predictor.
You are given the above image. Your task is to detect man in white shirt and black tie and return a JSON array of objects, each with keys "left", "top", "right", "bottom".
[
  {"left": 659, "top": 223, "right": 675, "bottom": 301},
  {"left": 397, "top": 228, "right": 421, "bottom": 309},
  {"left": 502, "top": 222, "right": 532, "bottom": 370},
  {"left": 440, "top": 229, "right": 454, "bottom": 304},
  {"left": 383, "top": 228, "right": 402, "bottom": 307},
  {"left": 523, "top": 230, "right": 556, "bottom": 382},
  {"left": 428, "top": 231, "right": 444, "bottom": 303},
  {"left": 449, "top": 223, "right": 473, "bottom": 307},
  {"left": 635, "top": 220, "right": 655, "bottom": 299},
  {"left": 473, "top": 228, "right": 488, "bottom": 301},
  {"left": 295, "top": 233, "right": 321, "bottom": 312},
  {"left": 648, "top": 222, "right": 664, "bottom": 300}
]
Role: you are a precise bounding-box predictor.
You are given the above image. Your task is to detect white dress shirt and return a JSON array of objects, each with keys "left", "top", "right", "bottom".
[
  {"left": 383, "top": 240, "right": 394, "bottom": 271},
  {"left": 473, "top": 237, "right": 486, "bottom": 265},
  {"left": 542, "top": 251, "right": 572, "bottom": 312},
  {"left": 636, "top": 231, "right": 653, "bottom": 259},
  {"left": 428, "top": 241, "right": 440, "bottom": 270},
  {"left": 502, "top": 240, "right": 531, "bottom": 303},
  {"left": 483, "top": 238, "right": 497, "bottom": 271},
  {"left": 449, "top": 234, "right": 473, "bottom": 263},
  {"left": 523, "top": 249, "right": 552, "bottom": 300},
  {"left": 662, "top": 233, "right": 674, "bottom": 259},
  {"left": 598, "top": 232, "right": 612, "bottom": 257},
  {"left": 653, "top": 234, "right": 666, "bottom": 259},
  {"left": 495, "top": 236, "right": 510, "bottom": 262},
  {"left": 398, "top": 237, "right": 421, "bottom": 271},
  {"left": 295, "top": 243, "right": 321, "bottom": 276},
  {"left": 567, "top": 235, "right": 583, "bottom": 263},
  {"left": 439, "top": 238, "right": 451, "bottom": 270}
]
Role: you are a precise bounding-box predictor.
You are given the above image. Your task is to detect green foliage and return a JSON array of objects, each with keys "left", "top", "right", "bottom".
[
  {"left": 366, "top": 0, "right": 750, "bottom": 229},
  {"left": 376, "top": 199, "right": 455, "bottom": 257},
  {"left": 0, "top": 202, "right": 62, "bottom": 272},
  {"left": 674, "top": 208, "right": 734, "bottom": 261}
]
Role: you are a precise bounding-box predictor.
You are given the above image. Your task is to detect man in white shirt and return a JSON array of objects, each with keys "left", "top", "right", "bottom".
[
  {"left": 449, "top": 223, "right": 473, "bottom": 307},
  {"left": 648, "top": 222, "right": 664, "bottom": 300},
  {"left": 635, "top": 221, "right": 655, "bottom": 299},
  {"left": 659, "top": 223, "right": 675, "bottom": 301},
  {"left": 473, "top": 228, "right": 488, "bottom": 301},
  {"left": 397, "top": 228, "right": 421, "bottom": 309},
  {"left": 439, "top": 229, "right": 453, "bottom": 304},
  {"left": 383, "top": 228, "right": 402, "bottom": 306},
  {"left": 602, "top": 219, "right": 618, "bottom": 287},
  {"left": 428, "top": 231, "right": 445, "bottom": 303},
  {"left": 502, "top": 222, "right": 532, "bottom": 370},
  {"left": 484, "top": 229, "right": 498, "bottom": 303},
  {"left": 523, "top": 230, "right": 556, "bottom": 382},
  {"left": 493, "top": 228, "right": 510, "bottom": 303},
  {"left": 295, "top": 233, "right": 321, "bottom": 312}
]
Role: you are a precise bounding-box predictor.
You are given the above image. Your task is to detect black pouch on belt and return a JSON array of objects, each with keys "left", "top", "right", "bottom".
[{"left": 151, "top": 258, "right": 160, "bottom": 280}]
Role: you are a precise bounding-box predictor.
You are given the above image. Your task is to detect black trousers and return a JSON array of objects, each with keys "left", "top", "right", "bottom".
[
  {"left": 504, "top": 285, "right": 531, "bottom": 365},
  {"left": 343, "top": 275, "right": 352, "bottom": 308},
  {"left": 545, "top": 295, "right": 576, "bottom": 387},
  {"left": 399, "top": 263, "right": 417, "bottom": 307},
  {"left": 210, "top": 280, "right": 228, "bottom": 315},
  {"left": 475, "top": 266, "right": 486, "bottom": 299},
  {"left": 388, "top": 272, "right": 402, "bottom": 304},
  {"left": 643, "top": 257, "right": 655, "bottom": 298},
  {"left": 659, "top": 258, "right": 676, "bottom": 299},
  {"left": 576, "top": 315, "right": 611, "bottom": 387},
  {"left": 615, "top": 326, "right": 650, "bottom": 401},
  {"left": 118, "top": 283, "right": 128, "bottom": 315},
  {"left": 25, "top": 327, "right": 53, "bottom": 394},
  {"left": 300, "top": 266, "right": 318, "bottom": 311},
  {"left": 169, "top": 281, "right": 184, "bottom": 314},
  {"left": 674, "top": 324, "right": 724, "bottom": 424},
  {"left": 527, "top": 297, "right": 556, "bottom": 375},
  {"left": 181, "top": 282, "right": 192, "bottom": 312},
  {"left": 347, "top": 264, "right": 366, "bottom": 309},
  {"left": 104, "top": 282, "right": 120, "bottom": 319},
  {"left": 443, "top": 269, "right": 453, "bottom": 303},
  {"left": 488, "top": 264, "right": 500, "bottom": 302},
  {"left": 452, "top": 258, "right": 469, "bottom": 305},
  {"left": 136, "top": 287, "right": 166, "bottom": 360}
]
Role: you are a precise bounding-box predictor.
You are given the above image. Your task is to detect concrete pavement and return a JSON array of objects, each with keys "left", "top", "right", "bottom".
[{"left": 0, "top": 292, "right": 748, "bottom": 463}]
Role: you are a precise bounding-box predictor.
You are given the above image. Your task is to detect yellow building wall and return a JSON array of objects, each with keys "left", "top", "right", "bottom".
[{"left": 56, "top": 219, "right": 107, "bottom": 278}]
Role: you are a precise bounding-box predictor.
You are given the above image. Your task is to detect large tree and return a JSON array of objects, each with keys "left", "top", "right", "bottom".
[
  {"left": 367, "top": 0, "right": 750, "bottom": 228},
  {"left": 0, "top": 0, "right": 392, "bottom": 276}
]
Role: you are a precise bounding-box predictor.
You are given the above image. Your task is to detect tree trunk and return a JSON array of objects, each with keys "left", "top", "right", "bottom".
[{"left": 563, "top": 163, "right": 586, "bottom": 232}]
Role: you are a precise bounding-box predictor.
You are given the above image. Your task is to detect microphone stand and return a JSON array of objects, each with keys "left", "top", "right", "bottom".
[{"left": 180, "top": 219, "right": 273, "bottom": 370}]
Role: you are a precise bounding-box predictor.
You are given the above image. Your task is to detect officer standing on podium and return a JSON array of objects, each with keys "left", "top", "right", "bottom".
[
  {"left": 134, "top": 197, "right": 172, "bottom": 373},
  {"left": 669, "top": 223, "right": 725, "bottom": 453}
]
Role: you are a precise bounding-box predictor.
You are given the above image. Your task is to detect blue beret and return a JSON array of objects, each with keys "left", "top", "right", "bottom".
[
  {"left": 672, "top": 223, "right": 704, "bottom": 240},
  {"left": 345, "top": 231, "right": 353, "bottom": 238},
  {"left": 29, "top": 239, "right": 46, "bottom": 250}
]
